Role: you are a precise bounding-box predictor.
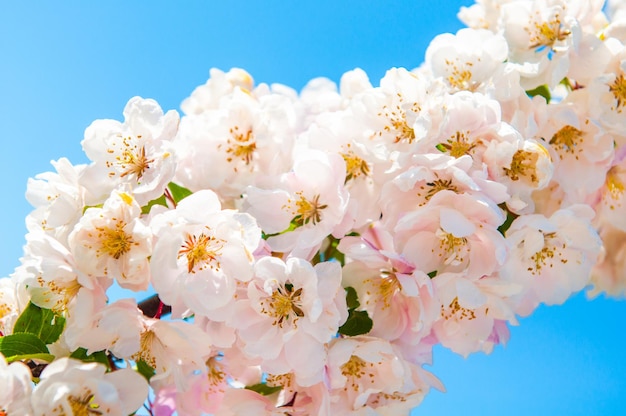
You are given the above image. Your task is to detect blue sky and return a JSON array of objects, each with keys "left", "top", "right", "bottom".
[{"left": 0, "top": 1, "right": 624, "bottom": 414}]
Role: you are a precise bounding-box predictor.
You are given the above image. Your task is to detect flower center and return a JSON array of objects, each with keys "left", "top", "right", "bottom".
[
  {"left": 550, "top": 125, "right": 583, "bottom": 159},
  {"left": 178, "top": 228, "right": 225, "bottom": 274},
  {"left": 206, "top": 356, "right": 226, "bottom": 389},
  {"left": 503, "top": 149, "right": 539, "bottom": 183},
  {"left": 377, "top": 94, "right": 420, "bottom": 144},
  {"left": 289, "top": 192, "right": 328, "bottom": 227},
  {"left": 609, "top": 73, "right": 626, "bottom": 113},
  {"left": 527, "top": 232, "right": 567, "bottom": 274},
  {"left": 226, "top": 126, "right": 256, "bottom": 167},
  {"left": 436, "top": 130, "right": 479, "bottom": 158},
  {"left": 341, "top": 151, "right": 370, "bottom": 182},
  {"left": 36, "top": 277, "right": 82, "bottom": 313},
  {"left": 445, "top": 60, "right": 475, "bottom": 91},
  {"left": 0, "top": 302, "right": 12, "bottom": 319},
  {"left": 435, "top": 228, "right": 469, "bottom": 267},
  {"left": 133, "top": 329, "right": 160, "bottom": 370},
  {"left": 441, "top": 297, "right": 476, "bottom": 320},
  {"left": 424, "top": 178, "right": 459, "bottom": 201},
  {"left": 67, "top": 391, "right": 103, "bottom": 416},
  {"left": 341, "top": 355, "right": 375, "bottom": 391},
  {"left": 605, "top": 167, "right": 624, "bottom": 210},
  {"left": 372, "top": 271, "right": 401, "bottom": 309},
  {"left": 108, "top": 136, "right": 154, "bottom": 181},
  {"left": 262, "top": 282, "right": 305, "bottom": 328},
  {"left": 527, "top": 14, "right": 570, "bottom": 50},
  {"left": 96, "top": 220, "right": 135, "bottom": 260}
]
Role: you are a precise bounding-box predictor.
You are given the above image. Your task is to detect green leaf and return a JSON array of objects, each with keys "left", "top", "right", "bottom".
[
  {"left": 136, "top": 359, "right": 156, "bottom": 382},
  {"left": 13, "top": 302, "right": 66, "bottom": 344},
  {"left": 141, "top": 194, "right": 168, "bottom": 214},
  {"left": 0, "top": 333, "right": 49, "bottom": 358},
  {"left": 560, "top": 77, "right": 573, "bottom": 91},
  {"left": 82, "top": 203, "right": 103, "bottom": 214},
  {"left": 497, "top": 203, "right": 519, "bottom": 237},
  {"left": 338, "top": 310, "right": 373, "bottom": 336},
  {"left": 6, "top": 352, "right": 55, "bottom": 363},
  {"left": 526, "top": 84, "right": 551, "bottom": 103},
  {"left": 345, "top": 286, "right": 360, "bottom": 310},
  {"left": 246, "top": 383, "right": 283, "bottom": 396},
  {"left": 69, "top": 348, "right": 110, "bottom": 369},
  {"left": 168, "top": 182, "right": 193, "bottom": 204},
  {"left": 427, "top": 270, "right": 437, "bottom": 279}
]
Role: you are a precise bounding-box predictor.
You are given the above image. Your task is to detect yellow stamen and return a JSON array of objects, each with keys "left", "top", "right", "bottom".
[
  {"left": 288, "top": 192, "right": 328, "bottom": 226},
  {"left": 226, "top": 126, "right": 256, "bottom": 165},
  {"left": 609, "top": 73, "right": 626, "bottom": 112},
  {"left": 503, "top": 150, "right": 539, "bottom": 183},
  {"left": 261, "top": 283, "right": 305, "bottom": 328},
  {"left": 341, "top": 151, "right": 370, "bottom": 182},
  {"left": 550, "top": 125, "right": 583, "bottom": 159},
  {"left": 67, "top": 391, "right": 103, "bottom": 416},
  {"left": 178, "top": 229, "right": 224, "bottom": 274},
  {"left": 97, "top": 220, "right": 135, "bottom": 260}
]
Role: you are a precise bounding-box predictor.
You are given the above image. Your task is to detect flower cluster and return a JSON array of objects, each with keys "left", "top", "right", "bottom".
[{"left": 2, "top": 0, "right": 626, "bottom": 414}]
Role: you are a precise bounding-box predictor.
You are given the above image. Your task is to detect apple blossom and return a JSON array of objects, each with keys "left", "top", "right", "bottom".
[
  {"left": 31, "top": 358, "right": 148, "bottom": 416},
  {"left": 68, "top": 191, "right": 152, "bottom": 291},
  {"left": 0, "top": 353, "right": 33, "bottom": 415},
  {"left": 80, "top": 96, "right": 179, "bottom": 206}
]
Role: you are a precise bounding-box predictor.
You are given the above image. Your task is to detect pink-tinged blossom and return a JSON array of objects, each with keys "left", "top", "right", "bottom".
[
  {"left": 587, "top": 46, "right": 626, "bottom": 135},
  {"left": 68, "top": 191, "right": 152, "bottom": 291},
  {"left": 538, "top": 92, "right": 614, "bottom": 205},
  {"left": 31, "top": 358, "right": 148, "bottom": 416},
  {"left": 381, "top": 153, "right": 508, "bottom": 231},
  {"left": 394, "top": 191, "right": 507, "bottom": 279},
  {"left": 0, "top": 275, "right": 29, "bottom": 336},
  {"left": 230, "top": 256, "right": 347, "bottom": 387},
  {"left": 425, "top": 28, "right": 518, "bottom": 100},
  {"left": 338, "top": 226, "right": 438, "bottom": 344},
  {"left": 326, "top": 337, "right": 443, "bottom": 414},
  {"left": 181, "top": 68, "right": 255, "bottom": 115},
  {"left": 215, "top": 388, "right": 292, "bottom": 416},
  {"left": 133, "top": 317, "right": 214, "bottom": 390},
  {"left": 589, "top": 224, "right": 626, "bottom": 298},
  {"left": 303, "top": 116, "right": 382, "bottom": 231},
  {"left": 17, "top": 231, "right": 109, "bottom": 314},
  {"left": 80, "top": 96, "right": 179, "bottom": 206},
  {"left": 595, "top": 153, "right": 626, "bottom": 232},
  {"left": 245, "top": 150, "right": 349, "bottom": 258},
  {"left": 431, "top": 272, "right": 520, "bottom": 357},
  {"left": 175, "top": 87, "right": 296, "bottom": 203},
  {"left": 0, "top": 353, "right": 33, "bottom": 415},
  {"left": 263, "top": 374, "right": 332, "bottom": 416},
  {"left": 64, "top": 298, "right": 143, "bottom": 359},
  {"left": 151, "top": 190, "right": 261, "bottom": 319},
  {"left": 25, "top": 157, "right": 86, "bottom": 245},
  {"left": 339, "top": 68, "right": 374, "bottom": 99},
  {"left": 483, "top": 136, "right": 554, "bottom": 214},
  {"left": 500, "top": 0, "right": 581, "bottom": 89},
  {"left": 297, "top": 77, "right": 345, "bottom": 124},
  {"left": 416, "top": 91, "right": 509, "bottom": 163},
  {"left": 153, "top": 357, "right": 230, "bottom": 416},
  {"left": 344, "top": 68, "right": 440, "bottom": 165},
  {"left": 501, "top": 205, "right": 602, "bottom": 316}
]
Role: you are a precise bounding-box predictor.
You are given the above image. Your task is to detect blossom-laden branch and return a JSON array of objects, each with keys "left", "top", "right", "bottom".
[{"left": 2, "top": 0, "right": 626, "bottom": 414}]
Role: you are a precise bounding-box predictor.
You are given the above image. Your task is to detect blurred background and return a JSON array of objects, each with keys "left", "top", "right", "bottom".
[{"left": 0, "top": 1, "right": 624, "bottom": 414}]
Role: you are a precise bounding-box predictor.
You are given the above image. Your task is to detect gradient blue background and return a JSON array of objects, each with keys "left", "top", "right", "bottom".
[{"left": 1, "top": 1, "right": 624, "bottom": 414}]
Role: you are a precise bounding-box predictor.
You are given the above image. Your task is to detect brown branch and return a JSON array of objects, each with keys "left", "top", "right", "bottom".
[{"left": 137, "top": 294, "right": 171, "bottom": 318}]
